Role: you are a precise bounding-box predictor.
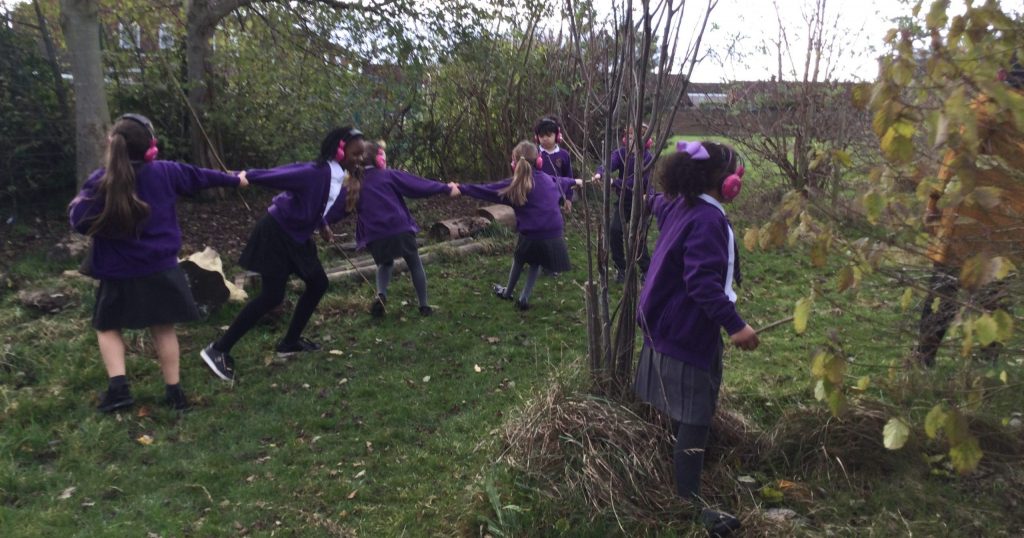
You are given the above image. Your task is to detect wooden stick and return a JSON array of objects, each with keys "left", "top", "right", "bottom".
[{"left": 756, "top": 315, "right": 795, "bottom": 334}]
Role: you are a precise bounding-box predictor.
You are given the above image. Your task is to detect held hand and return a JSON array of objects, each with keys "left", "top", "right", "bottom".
[
  {"left": 319, "top": 225, "right": 334, "bottom": 243},
  {"left": 238, "top": 170, "right": 249, "bottom": 188},
  {"left": 574, "top": 178, "right": 584, "bottom": 188},
  {"left": 730, "top": 324, "right": 760, "bottom": 351},
  {"left": 448, "top": 183, "right": 461, "bottom": 197},
  {"left": 591, "top": 173, "right": 602, "bottom": 183}
]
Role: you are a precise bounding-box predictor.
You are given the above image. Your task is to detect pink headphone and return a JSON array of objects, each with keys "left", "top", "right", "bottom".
[
  {"left": 677, "top": 140, "right": 744, "bottom": 201},
  {"left": 510, "top": 155, "right": 545, "bottom": 172},
  {"left": 119, "top": 113, "right": 159, "bottom": 162},
  {"left": 335, "top": 128, "right": 364, "bottom": 163},
  {"left": 721, "top": 163, "right": 744, "bottom": 201},
  {"left": 534, "top": 118, "right": 563, "bottom": 144}
]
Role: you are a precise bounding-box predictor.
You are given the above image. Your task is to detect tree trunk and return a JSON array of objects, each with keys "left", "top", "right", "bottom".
[
  {"left": 59, "top": 0, "right": 109, "bottom": 187},
  {"left": 185, "top": 0, "right": 218, "bottom": 167}
]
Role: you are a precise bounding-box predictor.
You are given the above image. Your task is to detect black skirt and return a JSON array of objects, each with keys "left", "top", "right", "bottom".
[
  {"left": 92, "top": 266, "right": 200, "bottom": 331},
  {"left": 238, "top": 214, "right": 324, "bottom": 280},
  {"left": 367, "top": 232, "right": 419, "bottom": 265},
  {"left": 633, "top": 343, "right": 722, "bottom": 426},
  {"left": 514, "top": 235, "right": 572, "bottom": 273}
]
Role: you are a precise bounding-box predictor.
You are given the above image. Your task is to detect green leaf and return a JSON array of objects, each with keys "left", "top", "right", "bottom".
[
  {"left": 856, "top": 376, "right": 871, "bottom": 391},
  {"left": 836, "top": 267, "right": 855, "bottom": 293},
  {"left": 993, "top": 309, "right": 1014, "bottom": 342},
  {"left": 900, "top": 288, "right": 914, "bottom": 312},
  {"left": 925, "top": 404, "right": 947, "bottom": 439},
  {"left": 794, "top": 298, "right": 812, "bottom": 335},
  {"left": 926, "top": 0, "right": 949, "bottom": 29},
  {"left": 827, "top": 389, "right": 846, "bottom": 417},
  {"left": 813, "top": 379, "right": 827, "bottom": 401},
  {"left": 824, "top": 354, "right": 846, "bottom": 385},
  {"left": 760, "top": 485, "right": 784, "bottom": 503},
  {"left": 975, "top": 314, "right": 998, "bottom": 347},
  {"left": 883, "top": 417, "right": 911, "bottom": 450},
  {"left": 999, "top": 370, "right": 1008, "bottom": 384},
  {"left": 811, "top": 350, "right": 829, "bottom": 379},
  {"left": 949, "top": 435, "right": 982, "bottom": 474},
  {"left": 863, "top": 190, "right": 885, "bottom": 224},
  {"left": 833, "top": 149, "right": 852, "bottom": 167}
]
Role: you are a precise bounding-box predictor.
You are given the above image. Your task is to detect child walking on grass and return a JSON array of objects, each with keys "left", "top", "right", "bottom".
[
  {"left": 634, "top": 140, "right": 759, "bottom": 536},
  {"left": 69, "top": 113, "right": 245, "bottom": 412},
  {"left": 200, "top": 127, "right": 365, "bottom": 382},
  {"left": 456, "top": 141, "right": 581, "bottom": 310},
  {"left": 356, "top": 141, "right": 453, "bottom": 317}
]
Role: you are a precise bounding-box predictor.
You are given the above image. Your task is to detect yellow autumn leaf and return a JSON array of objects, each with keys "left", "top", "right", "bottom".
[
  {"left": 883, "top": 417, "right": 910, "bottom": 450},
  {"left": 136, "top": 435, "right": 154, "bottom": 446},
  {"left": 743, "top": 227, "right": 760, "bottom": 252},
  {"left": 793, "top": 298, "right": 812, "bottom": 335}
]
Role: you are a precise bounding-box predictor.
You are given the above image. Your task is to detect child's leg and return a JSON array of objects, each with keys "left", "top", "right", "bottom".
[
  {"left": 518, "top": 264, "right": 542, "bottom": 303},
  {"left": 282, "top": 269, "right": 329, "bottom": 344},
  {"left": 376, "top": 260, "right": 395, "bottom": 298},
  {"left": 505, "top": 259, "right": 525, "bottom": 293},
  {"left": 403, "top": 251, "right": 429, "bottom": 307},
  {"left": 214, "top": 274, "right": 289, "bottom": 352},
  {"left": 97, "top": 330, "right": 127, "bottom": 378},
  {"left": 149, "top": 324, "right": 180, "bottom": 385},
  {"left": 673, "top": 420, "right": 711, "bottom": 500}
]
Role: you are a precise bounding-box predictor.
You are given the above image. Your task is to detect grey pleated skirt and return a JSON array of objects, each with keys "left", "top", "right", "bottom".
[{"left": 633, "top": 342, "right": 723, "bottom": 426}]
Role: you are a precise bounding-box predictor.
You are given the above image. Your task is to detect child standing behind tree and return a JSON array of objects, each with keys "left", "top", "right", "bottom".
[
  {"left": 356, "top": 141, "right": 453, "bottom": 317},
  {"left": 68, "top": 113, "right": 246, "bottom": 412},
  {"left": 534, "top": 116, "right": 575, "bottom": 210},
  {"left": 634, "top": 141, "right": 758, "bottom": 536},
  {"left": 456, "top": 141, "right": 582, "bottom": 310}
]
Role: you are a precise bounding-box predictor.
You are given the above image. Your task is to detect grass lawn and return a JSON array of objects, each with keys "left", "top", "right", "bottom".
[{"left": 1, "top": 199, "right": 1021, "bottom": 536}]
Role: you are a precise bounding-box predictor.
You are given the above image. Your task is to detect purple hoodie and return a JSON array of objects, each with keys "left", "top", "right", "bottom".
[
  {"left": 539, "top": 146, "right": 575, "bottom": 201},
  {"left": 637, "top": 194, "right": 746, "bottom": 370},
  {"left": 245, "top": 162, "right": 348, "bottom": 244},
  {"left": 597, "top": 146, "right": 654, "bottom": 198},
  {"left": 459, "top": 171, "right": 576, "bottom": 240},
  {"left": 353, "top": 167, "right": 451, "bottom": 248},
  {"left": 68, "top": 161, "right": 240, "bottom": 279}
]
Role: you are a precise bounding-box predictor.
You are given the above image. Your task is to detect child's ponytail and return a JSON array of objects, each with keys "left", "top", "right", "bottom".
[
  {"left": 345, "top": 165, "right": 363, "bottom": 214},
  {"left": 87, "top": 121, "right": 151, "bottom": 237},
  {"left": 500, "top": 141, "right": 536, "bottom": 206}
]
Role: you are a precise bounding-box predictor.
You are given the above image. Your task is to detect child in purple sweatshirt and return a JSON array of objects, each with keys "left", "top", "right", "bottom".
[
  {"left": 457, "top": 141, "right": 582, "bottom": 310},
  {"left": 534, "top": 117, "right": 575, "bottom": 210},
  {"left": 68, "top": 114, "right": 244, "bottom": 412},
  {"left": 200, "top": 127, "right": 365, "bottom": 382},
  {"left": 634, "top": 140, "right": 758, "bottom": 536},
  {"left": 592, "top": 124, "right": 655, "bottom": 282},
  {"left": 357, "top": 141, "right": 452, "bottom": 317}
]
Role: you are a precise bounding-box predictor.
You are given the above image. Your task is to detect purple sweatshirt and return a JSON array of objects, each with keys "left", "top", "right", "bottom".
[
  {"left": 354, "top": 167, "right": 451, "bottom": 248},
  {"left": 68, "top": 161, "right": 240, "bottom": 279},
  {"left": 597, "top": 146, "right": 654, "bottom": 198},
  {"left": 459, "top": 171, "right": 576, "bottom": 240},
  {"left": 245, "top": 162, "right": 349, "bottom": 244},
  {"left": 637, "top": 195, "right": 746, "bottom": 370},
  {"left": 539, "top": 146, "right": 575, "bottom": 201}
]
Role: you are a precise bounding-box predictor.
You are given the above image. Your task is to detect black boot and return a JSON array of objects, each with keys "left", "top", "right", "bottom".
[{"left": 97, "top": 382, "right": 134, "bottom": 413}]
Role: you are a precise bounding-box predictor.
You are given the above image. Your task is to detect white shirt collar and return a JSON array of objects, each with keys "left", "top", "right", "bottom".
[
  {"left": 539, "top": 145, "right": 560, "bottom": 155},
  {"left": 698, "top": 193, "right": 727, "bottom": 216},
  {"left": 324, "top": 161, "right": 347, "bottom": 218}
]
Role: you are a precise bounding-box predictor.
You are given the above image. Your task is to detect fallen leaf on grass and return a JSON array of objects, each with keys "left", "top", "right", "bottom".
[
  {"left": 136, "top": 406, "right": 151, "bottom": 418},
  {"left": 485, "top": 336, "right": 500, "bottom": 344},
  {"left": 57, "top": 486, "right": 76, "bottom": 500},
  {"left": 136, "top": 435, "right": 154, "bottom": 446},
  {"left": 346, "top": 490, "right": 358, "bottom": 500},
  {"left": 329, "top": 350, "right": 344, "bottom": 356},
  {"left": 354, "top": 470, "right": 366, "bottom": 479},
  {"left": 474, "top": 364, "right": 483, "bottom": 373},
  {"left": 422, "top": 375, "right": 431, "bottom": 383}
]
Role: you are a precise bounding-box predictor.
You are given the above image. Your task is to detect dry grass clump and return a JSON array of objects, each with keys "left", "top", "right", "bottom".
[{"left": 499, "top": 381, "right": 789, "bottom": 533}]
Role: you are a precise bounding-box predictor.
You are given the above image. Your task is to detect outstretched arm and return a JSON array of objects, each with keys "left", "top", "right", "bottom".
[
  {"left": 171, "top": 163, "right": 242, "bottom": 196},
  {"left": 457, "top": 179, "right": 512, "bottom": 204},
  {"left": 390, "top": 170, "right": 452, "bottom": 198}
]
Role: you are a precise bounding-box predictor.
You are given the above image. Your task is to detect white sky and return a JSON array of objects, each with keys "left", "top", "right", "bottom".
[{"left": 590, "top": 0, "right": 911, "bottom": 82}]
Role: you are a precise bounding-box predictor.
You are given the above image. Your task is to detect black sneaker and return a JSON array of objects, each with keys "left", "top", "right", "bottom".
[
  {"left": 492, "top": 284, "right": 512, "bottom": 300},
  {"left": 700, "top": 508, "right": 741, "bottom": 537},
  {"left": 514, "top": 299, "right": 530, "bottom": 311},
  {"left": 164, "top": 385, "right": 191, "bottom": 411},
  {"left": 370, "top": 294, "right": 387, "bottom": 317},
  {"left": 200, "top": 343, "right": 235, "bottom": 381},
  {"left": 97, "top": 384, "right": 134, "bottom": 413},
  {"left": 276, "top": 337, "right": 321, "bottom": 358},
  {"left": 418, "top": 305, "right": 434, "bottom": 316}
]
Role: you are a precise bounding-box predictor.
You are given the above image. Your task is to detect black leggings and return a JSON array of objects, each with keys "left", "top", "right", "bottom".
[
  {"left": 214, "top": 270, "right": 329, "bottom": 353},
  {"left": 672, "top": 420, "right": 711, "bottom": 502}
]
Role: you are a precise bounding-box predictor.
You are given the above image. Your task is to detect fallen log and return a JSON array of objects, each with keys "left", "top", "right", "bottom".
[
  {"left": 429, "top": 216, "right": 492, "bottom": 241},
  {"left": 477, "top": 204, "right": 516, "bottom": 227},
  {"left": 323, "top": 240, "right": 490, "bottom": 284}
]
